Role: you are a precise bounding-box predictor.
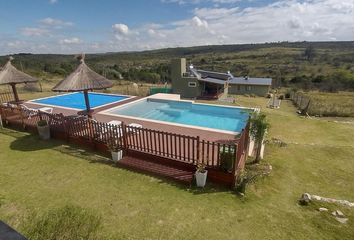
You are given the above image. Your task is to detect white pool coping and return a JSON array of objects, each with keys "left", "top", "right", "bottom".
[
  {"left": 99, "top": 94, "right": 255, "bottom": 135},
  {"left": 27, "top": 92, "right": 134, "bottom": 111}
]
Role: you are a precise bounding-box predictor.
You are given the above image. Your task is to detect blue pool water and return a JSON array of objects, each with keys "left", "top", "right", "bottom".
[
  {"left": 108, "top": 98, "right": 251, "bottom": 132},
  {"left": 32, "top": 92, "right": 129, "bottom": 110}
]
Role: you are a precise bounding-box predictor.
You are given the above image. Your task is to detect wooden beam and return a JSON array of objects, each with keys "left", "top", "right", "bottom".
[{"left": 10, "top": 84, "right": 19, "bottom": 103}]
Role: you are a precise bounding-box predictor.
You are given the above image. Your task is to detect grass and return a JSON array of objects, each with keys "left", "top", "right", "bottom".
[
  {"left": 291, "top": 91, "right": 354, "bottom": 117},
  {"left": 20, "top": 205, "right": 102, "bottom": 240},
  {"left": 306, "top": 92, "right": 354, "bottom": 117},
  {"left": 0, "top": 95, "right": 354, "bottom": 239}
]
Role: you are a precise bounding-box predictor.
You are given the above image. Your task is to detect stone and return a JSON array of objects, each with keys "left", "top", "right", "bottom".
[
  {"left": 299, "top": 193, "right": 312, "bottom": 205},
  {"left": 332, "top": 210, "right": 345, "bottom": 218},
  {"left": 312, "top": 195, "right": 322, "bottom": 201},
  {"left": 336, "top": 210, "right": 345, "bottom": 217},
  {"left": 318, "top": 207, "right": 328, "bottom": 212},
  {"left": 335, "top": 217, "right": 348, "bottom": 224}
]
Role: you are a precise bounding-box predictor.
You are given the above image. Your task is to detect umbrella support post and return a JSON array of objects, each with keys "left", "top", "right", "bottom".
[
  {"left": 83, "top": 91, "right": 91, "bottom": 116},
  {"left": 10, "top": 84, "right": 20, "bottom": 103}
]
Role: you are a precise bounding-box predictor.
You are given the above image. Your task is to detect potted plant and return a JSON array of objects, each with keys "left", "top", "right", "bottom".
[
  {"left": 195, "top": 163, "right": 208, "bottom": 187},
  {"left": 107, "top": 139, "right": 123, "bottom": 162},
  {"left": 37, "top": 119, "right": 50, "bottom": 140}
]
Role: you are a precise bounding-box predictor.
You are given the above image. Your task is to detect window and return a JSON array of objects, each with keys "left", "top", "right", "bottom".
[
  {"left": 246, "top": 85, "right": 252, "bottom": 91},
  {"left": 188, "top": 82, "right": 197, "bottom": 87},
  {"left": 237, "top": 85, "right": 241, "bottom": 91}
]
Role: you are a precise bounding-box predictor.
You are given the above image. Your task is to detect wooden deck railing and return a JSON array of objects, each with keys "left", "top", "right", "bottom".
[
  {"left": 0, "top": 104, "right": 249, "bottom": 186},
  {"left": 0, "top": 91, "right": 14, "bottom": 104}
]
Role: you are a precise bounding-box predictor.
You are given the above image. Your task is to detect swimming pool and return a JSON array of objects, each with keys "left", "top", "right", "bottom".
[
  {"left": 31, "top": 92, "right": 130, "bottom": 110},
  {"left": 105, "top": 98, "right": 251, "bottom": 132}
]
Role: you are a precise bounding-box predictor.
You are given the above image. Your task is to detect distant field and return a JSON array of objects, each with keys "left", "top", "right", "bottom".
[
  {"left": 307, "top": 92, "right": 354, "bottom": 117},
  {"left": 292, "top": 91, "right": 354, "bottom": 117}
]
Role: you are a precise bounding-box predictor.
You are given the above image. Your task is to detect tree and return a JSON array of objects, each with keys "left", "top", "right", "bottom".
[{"left": 250, "top": 112, "right": 270, "bottom": 163}]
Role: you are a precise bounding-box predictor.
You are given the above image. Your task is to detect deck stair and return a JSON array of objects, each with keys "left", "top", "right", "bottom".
[{"left": 117, "top": 155, "right": 195, "bottom": 184}]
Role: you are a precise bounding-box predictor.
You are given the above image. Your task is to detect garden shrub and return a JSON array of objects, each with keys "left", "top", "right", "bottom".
[{"left": 220, "top": 147, "right": 235, "bottom": 172}]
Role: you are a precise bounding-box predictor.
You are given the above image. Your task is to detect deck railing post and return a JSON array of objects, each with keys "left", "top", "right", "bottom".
[
  {"left": 121, "top": 122, "right": 128, "bottom": 153},
  {"left": 19, "top": 106, "right": 25, "bottom": 129},
  {"left": 231, "top": 143, "right": 239, "bottom": 187},
  {"left": 196, "top": 136, "right": 200, "bottom": 165},
  {"left": 63, "top": 116, "right": 69, "bottom": 142}
]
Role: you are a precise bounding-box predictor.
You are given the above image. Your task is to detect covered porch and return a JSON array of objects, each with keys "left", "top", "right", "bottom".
[{"left": 198, "top": 78, "right": 228, "bottom": 100}]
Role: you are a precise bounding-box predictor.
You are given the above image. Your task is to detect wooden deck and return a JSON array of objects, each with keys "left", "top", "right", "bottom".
[
  {"left": 118, "top": 156, "right": 194, "bottom": 184},
  {"left": 1, "top": 93, "right": 250, "bottom": 188}
]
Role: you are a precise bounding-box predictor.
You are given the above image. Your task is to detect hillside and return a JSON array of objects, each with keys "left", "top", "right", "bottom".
[{"left": 1, "top": 41, "right": 354, "bottom": 91}]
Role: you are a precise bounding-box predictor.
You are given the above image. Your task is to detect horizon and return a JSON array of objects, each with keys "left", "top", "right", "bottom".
[
  {"left": 1, "top": 40, "right": 353, "bottom": 57},
  {"left": 1, "top": 0, "right": 354, "bottom": 55}
]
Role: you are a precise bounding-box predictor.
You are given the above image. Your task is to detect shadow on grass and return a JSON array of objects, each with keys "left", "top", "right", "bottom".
[
  {"left": 2, "top": 128, "right": 62, "bottom": 151},
  {"left": 115, "top": 165, "right": 234, "bottom": 195},
  {"left": 2, "top": 127, "right": 237, "bottom": 196},
  {"left": 54, "top": 144, "right": 114, "bottom": 167}
]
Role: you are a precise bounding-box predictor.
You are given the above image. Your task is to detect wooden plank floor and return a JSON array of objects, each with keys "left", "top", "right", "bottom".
[{"left": 117, "top": 156, "right": 195, "bottom": 184}]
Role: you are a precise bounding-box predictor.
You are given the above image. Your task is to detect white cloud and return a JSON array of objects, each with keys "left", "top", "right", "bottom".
[
  {"left": 161, "top": 0, "right": 241, "bottom": 5},
  {"left": 59, "top": 37, "right": 82, "bottom": 44},
  {"left": 107, "top": 0, "right": 354, "bottom": 52},
  {"left": 192, "top": 16, "right": 209, "bottom": 28},
  {"left": 112, "top": 23, "right": 129, "bottom": 35},
  {"left": 49, "top": 0, "right": 58, "bottom": 4},
  {"left": 7, "top": 41, "right": 24, "bottom": 48},
  {"left": 39, "top": 17, "right": 73, "bottom": 28},
  {"left": 194, "top": 7, "right": 239, "bottom": 20},
  {"left": 4, "top": 0, "right": 354, "bottom": 54},
  {"left": 21, "top": 27, "right": 49, "bottom": 36}
]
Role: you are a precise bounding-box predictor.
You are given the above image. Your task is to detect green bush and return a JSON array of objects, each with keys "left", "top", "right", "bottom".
[
  {"left": 37, "top": 120, "right": 48, "bottom": 127},
  {"left": 21, "top": 205, "right": 102, "bottom": 240},
  {"left": 220, "top": 147, "right": 235, "bottom": 172}
]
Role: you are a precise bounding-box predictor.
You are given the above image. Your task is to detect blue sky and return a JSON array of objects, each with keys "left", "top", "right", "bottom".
[{"left": 1, "top": 0, "right": 354, "bottom": 55}]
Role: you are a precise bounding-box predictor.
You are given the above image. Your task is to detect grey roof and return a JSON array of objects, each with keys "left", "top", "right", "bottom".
[
  {"left": 52, "top": 56, "right": 113, "bottom": 92},
  {"left": 189, "top": 66, "right": 272, "bottom": 86},
  {"left": 229, "top": 77, "right": 272, "bottom": 86},
  {"left": 196, "top": 70, "right": 231, "bottom": 80},
  {"left": 0, "top": 57, "right": 37, "bottom": 85},
  {"left": 197, "top": 77, "right": 225, "bottom": 85}
]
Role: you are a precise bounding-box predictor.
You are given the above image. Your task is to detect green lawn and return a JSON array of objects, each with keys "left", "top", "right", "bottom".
[{"left": 0, "top": 96, "right": 353, "bottom": 239}]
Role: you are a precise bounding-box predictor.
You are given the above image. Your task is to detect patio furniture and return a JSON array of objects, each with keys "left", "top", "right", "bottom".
[
  {"left": 127, "top": 123, "right": 142, "bottom": 133},
  {"left": 108, "top": 120, "right": 122, "bottom": 126},
  {"left": 20, "top": 104, "right": 53, "bottom": 119}
]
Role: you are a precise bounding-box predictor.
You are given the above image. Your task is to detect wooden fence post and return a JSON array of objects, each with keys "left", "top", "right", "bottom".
[
  {"left": 196, "top": 136, "right": 200, "bottom": 165},
  {"left": 231, "top": 143, "right": 239, "bottom": 187},
  {"left": 62, "top": 115, "right": 69, "bottom": 142},
  {"left": 19, "top": 106, "right": 25, "bottom": 129},
  {"left": 121, "top": 122, "right": 128, "bottom": 153}
]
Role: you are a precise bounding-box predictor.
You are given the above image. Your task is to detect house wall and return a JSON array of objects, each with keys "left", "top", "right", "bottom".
[
  {"left": 171, "top": 58, "right": 202, "bottom": 98},
  {"left": 229, "top": 84, "right": 270, "bottom": 96}
]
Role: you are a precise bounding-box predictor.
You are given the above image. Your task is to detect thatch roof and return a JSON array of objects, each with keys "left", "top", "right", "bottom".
[
  {"left": 0, "top": 57, "right": 38, "bottom": 85},
  {"left": 52, "top": 55, "right": 113, "bottom": 92}
]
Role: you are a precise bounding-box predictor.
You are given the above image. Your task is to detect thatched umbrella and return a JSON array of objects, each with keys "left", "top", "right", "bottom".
[
  {"left": 0, "top": 57, "right": 38, "bottom": 103},
  {"left": 52, "top": 54, "right": 113, "bottom": 116}
]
